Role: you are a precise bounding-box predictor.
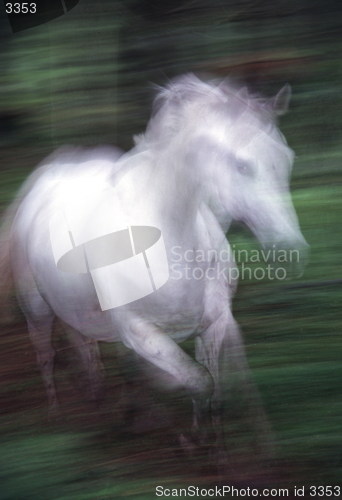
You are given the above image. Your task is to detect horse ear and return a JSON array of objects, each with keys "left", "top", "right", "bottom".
[{"left": 271, "top": 84, "right": 291, "bottom": 116}]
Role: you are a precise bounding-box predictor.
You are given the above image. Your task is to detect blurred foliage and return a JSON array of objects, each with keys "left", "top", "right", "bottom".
[{"left": 0, "top": 0, "right": 341, "bottom": 498}]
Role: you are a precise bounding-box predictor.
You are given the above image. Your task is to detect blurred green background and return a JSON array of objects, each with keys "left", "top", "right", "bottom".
[{"left": 0, "top": 1, "right": 341, "bottom": 498}]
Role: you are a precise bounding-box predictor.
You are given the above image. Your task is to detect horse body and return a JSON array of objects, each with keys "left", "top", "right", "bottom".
[
  {"left": 2, "top": 74, "right": 308, "bottom": 459},
  {"left": 13, "top": 147, "right": 214, "bottom": 339}
]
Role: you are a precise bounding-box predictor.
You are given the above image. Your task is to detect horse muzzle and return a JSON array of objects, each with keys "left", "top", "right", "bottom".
[{"left": 265, "top": 237, "right": 310, "bottom": 279}]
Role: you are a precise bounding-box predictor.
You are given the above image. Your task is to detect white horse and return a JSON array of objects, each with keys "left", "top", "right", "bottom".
[{"left": 0, "top": 74, "right": 308, "bottom": 459}]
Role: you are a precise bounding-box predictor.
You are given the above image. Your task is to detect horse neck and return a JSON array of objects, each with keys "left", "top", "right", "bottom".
[
  {"left": 154, "top": 148, "right": 236, "bottom": 242},
  {"left": 151, "top": 149, "right": 204, "bottom": 235},
  {"left": 126, "top": 143, "right": 230, "bottom": 240}
]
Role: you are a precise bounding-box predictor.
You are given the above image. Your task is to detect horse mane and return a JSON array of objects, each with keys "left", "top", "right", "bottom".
[{"left": 141, "top": 74, "right": 274, "bottom": 148}]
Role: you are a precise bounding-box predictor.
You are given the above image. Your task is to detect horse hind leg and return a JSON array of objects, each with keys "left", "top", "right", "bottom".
[
  {"left": 24, "top": 297, "right": 57, "bottom": 414},
  {"left": 64, "top": 325, "right": 104, "bottom": 403}
]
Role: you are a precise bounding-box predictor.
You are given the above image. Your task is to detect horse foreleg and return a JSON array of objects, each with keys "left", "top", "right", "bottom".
[
  {"left": 120, "top": 319, "right": 214, "bottom": 444},
  {"left": 197, "top": 311, "right": 274, "bottom": 461},
  {"left": 195, "top": 312, "right": 231, "bottom": 462}
]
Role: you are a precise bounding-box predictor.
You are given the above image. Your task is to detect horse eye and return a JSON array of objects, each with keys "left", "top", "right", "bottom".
[{"left": 236, "top": 160, "right": 254, "bottom": 177}]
